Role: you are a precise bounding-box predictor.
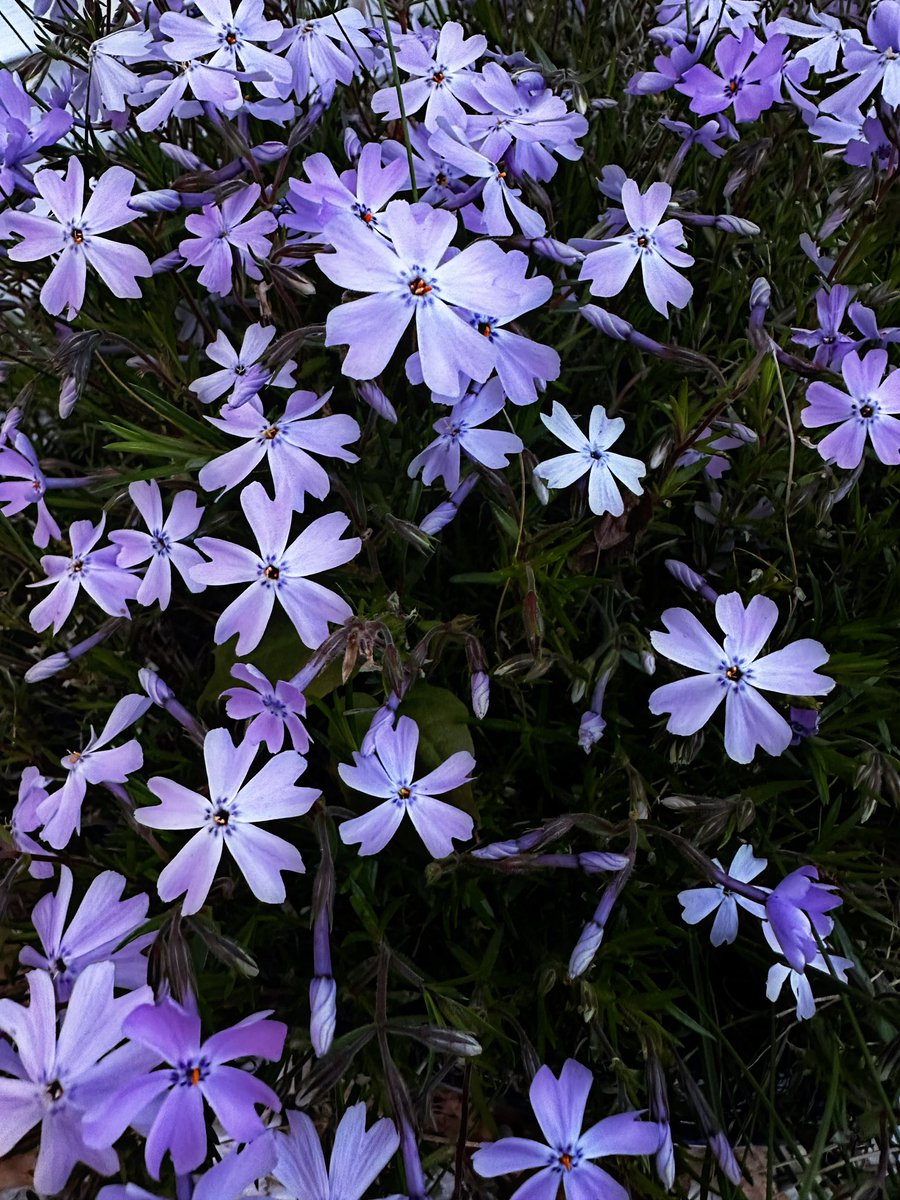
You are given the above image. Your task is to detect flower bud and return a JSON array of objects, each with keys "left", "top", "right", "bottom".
[
  {"left": 357, "top": 379, "right": 398, "bottom": 423},
  {"left": 343, "top": 127, "right": 362, "bottom": 162},
  {"left": 128, "top": 189, "right": 181, "bottom": 213},
  {"left": 471, "top": 671, "right": 490, "bottom": 719},
  {"left": 309, "top": 975, "right": 337, "bottom": 1057}
]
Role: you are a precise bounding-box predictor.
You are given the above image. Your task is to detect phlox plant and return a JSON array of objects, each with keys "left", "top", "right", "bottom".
[{"left": 0, "top": 1, "right": 898, "bottom": 1198}]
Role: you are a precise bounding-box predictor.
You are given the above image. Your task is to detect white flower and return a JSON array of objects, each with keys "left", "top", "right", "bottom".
[
  {"left": 677, "top": 844, "right": 768, "bottom": 946},
  {"left": 533, "top": 401, "right": 646, "bottom": 516}
]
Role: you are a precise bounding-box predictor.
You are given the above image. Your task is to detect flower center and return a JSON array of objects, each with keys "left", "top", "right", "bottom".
[
  {"left": 67, "top": 750, "right": 81, "bottom": 764},
  {"left": 725, "top": 665, "right": 742, "bottom": 681},
  {"left": 263, "top": 425, "right": 280, "bottom": 440},
  {"left": 71, "top": 228, "right": 84, "bottom": 243},
  {"left": 189, "top": 1066, "right": 202, "bottom": 1084},
  {"left": 436, "top": 171, "right": 448, "bottom": 187},
  {"left": 151, "top": 531, "right": 171, "bottom": 554},
  {"left": 213, "top": 808, "right": 230, "bottom": 825},
  {"left": 398, "top": 786, "right": 411, "bottom": 799},
  {"left": 727, "top": 76, "right": 741, "bottom": 94},
  {"left": 432, "top": 70, "right": 445, "bottom": 83},
  {"left": 859, "top": 403, "right": 874, "bottom": 418},
  {"left": 225, "top": 30, "right": 238, "bottom": 44},
  {"left": 46, "top": 1080, "right": 64, "bottom": 1101},
  {"left": 409, "top": 276, "right": 432, "bottom": 296},
  {"left": 479, "top": 321, "right": 492, "bottom": 337},
  {"left": 559, "top": 1152, "right": 573, "bottom": 1171},
  {"left": 264, "top": 564, "right": 280, "bottom": 580},
  {"left": 636, "top": 234, "right": 649, "bottom": 248},
  {"left": 71, "top": 558, "right": 84, "bottom": 572}
]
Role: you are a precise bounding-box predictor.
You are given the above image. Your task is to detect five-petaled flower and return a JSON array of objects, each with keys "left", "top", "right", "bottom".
[
  {"left": 109, "top": 481, "right": 206, "bottom": 611},
  {"left": 801, "top": 348, "right": 900, "bottom": 469},
  {"left": 534, "top": 401, "right": 646, "bottom": 517}
]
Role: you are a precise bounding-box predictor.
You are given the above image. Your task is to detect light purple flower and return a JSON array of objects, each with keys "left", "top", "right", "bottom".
[
  {"left": 283, "top": 142, "right": 409, "bottom": 240},
  {"left": 678, "top": 844, "right": 767, "bottom": 946},
  {"left": 579, "top": 180, "right": 693, "bottom": 316},
  {"left": 534, "top": 401, "right": 646, "bottom": 517},
  {"left": 659, "top": 116, "right": 729, "bottom": 163},
  {"left": 29, "top": 514, "right": 140, "bottom": 634},
  {"left": 12, "top": 766, "right": 55, "bottom": 878},
  {"left": 273, "top": 1104, "right": 399, "bottom": 1200},
  {"left": 471, "top": 1058, "right": 661, "bottom": 1200},
  {"left": 179, "top": 184, "right": 278, "bottom": 297},
  {"left": 20, "top": 866, "right": 153, "bottom": 1000},
  {"left": 765, "top": 865, "right": 843, "bottom": 972},
  {"left": 136, "top": 59, "right": 244, "bottom": 131},
  {"left": 820, "top": 0, "right": 900, "bottom": 117},
  {"left": 109, "top": 481, "right": 205, "bottom": 611},
  {"left": 408, "top": 378, "right": 523, "bottom": 490},
  {"left": 770, "top": 9, "right": 862, "bottom": 75},
  {"left": 0, "top": 431, "right": 61, "bottom": 547},
  {"left": 578, "top": 673, "right": 610, "bottom": 753},
  {"left": 649, "top": 593, "right": 835, "bottom": 764},
  {"left": 222, "top": 662, "right": 310, "bottom": 753},
  {"left": 85, "top": 26, "right": 153, "bottom": 119},
  {"left": 372, "top": 21, "right": 485, "bottom": 130},
  {"left": 318, "top": 199, "right": 525, "bottom": 395},
  {"left": 191, "top": 482, "right": 360, "bottom": 654},
  {"left": 338, "top": 714, "right": 475, "bottom": 858},
  {"left": 764, "top": 931, "right": 853, "bottom": 1020},
  {"left": 135, "top": 726, "right": 319, "bottom": 914},
  {"left": 158, "top": 0, "right": 291, "bottom": 96},
  {"left": 0, "top": 70, "right": 72, "bottom": 199},
  {"left": 84, "top": 995, "right": 286, "bottom": 1178},
  {"left": 189, "top": 323, "right": 295, "bottom": 408},
  {"left": 0, "top": 157, "right": 152, "bottom": 319},
  {"left": 801, "top": 348, "right": 900, "bottom": 469},
  {"left": 36, "top": 692, "right": 150, "bottom": 849},
  {"left": 677, "top": 29, "right": 788, "bottom": 123},
  {"left": 0, "top": 963, "right": 153, "bottom": 1196},
  {"left": 791, "top": 285, "right": 859, "bottom": 369},
  {"left": 274, "top": 7, "right": 374, "bottom": 104},
  {"left": 199, "top": 390, "right": 360, "bottom": 511}
]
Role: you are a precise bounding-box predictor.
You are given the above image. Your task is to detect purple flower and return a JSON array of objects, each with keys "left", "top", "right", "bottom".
[
  {"left": 372, "top": 21, "right": 485, "bottom": 130},
  {"left": 108, "top": 482, "right": 205, "bottom": 611},
  {"left": 677, "top": 30, "right": 788, "bottom": 123},
  {"left": 0, "top": 431, "right": 61, "bottom": 547},
  {"left": 765, "top": 865, "right": 843, "bottom": 972},
  {"left": 764, "top": 937, "right": 853, "bottom": 1020},
  {"left": 0, "top": 157, "right": 152, "bottom": 319},
  {"left": 158, "top": 0, "right": 291, "bottom": 96},
  {"left": 84, "top": 995, "right": 286, "bottom": 1178},
  {"left": 136, "top": 59, "right": 244, "bottom": 131},
  {"left": 534, "top": 401, "right": 646, "bottom": 518},
  {"left": 471, "top": 1058, "right": 661, "bottom": 1200},
  {"left": 801, "top": 348, "right": 900, "bottom": 469},
  {"left": 179, "top": 184, "right": 278, "bottom": 297},
  {"left": 770, "top": 10, "right": 862, "bottom": 75},
  {"left": 274, "top": 7, "right": 374, "bottom": 104},
  {"left": 12, "top": 766, "right": 55, "bottom": 878},
  {"left": 283, "top": 142, "right": 409, "bottom": 240},
  {"left": 29, "top": 514, "right": 140, "bottom": 634},
  {"left": 820, "top": 0, "right": 900, "bottom": 117},
  {"left": 678, "top": 844, "right": 768, "bottom": 946},
  {"left": 382, "top": 121, "right": 470, "bottom": 205},
  {"left": 37, "top": 692, "right": 150, "bottom": 849},
  {"left": 578, "top": 673, "right": 610, "bottom": 753},
  {"left": 222, "top": 662, "right": 310, "bottom": 754},
  {"left": 427, "top": 122, "right": 547, "bottom": 239},
  {"left": 140, "top": 668, "right": 206, "bottom": 743},
  {"left": 791, "top": 285, "right": 859, "bottom": 368},
  {"left": 135, "top": 726, "right": 319, "bottom": 914},
  {"left": 273, "top": 1104, "right": 399, "bottom": 1200},
  {"left": 191, "top": 482, "right": 360, "bottom": 654},
  {"left": 408, "top": 378, "right": 523, "bottom": 490},
  {"left": 579, "top": 180, "right": 693, "bottom": 316},
  {"left": 789, "top": 706, "right": 820, "bottom": 744},
  {"left": 189, "top": 323, "right": 295, "bottom": 408},
  {"left": 85, "top": 27, "right": 153, "bottom": 119},
  {"left": 659, "top": 116, "right": 729, "bottom": 163},
  {"left": 0, "top": 963, "right": 153, "bottom": 1196},
  {"left": 648, "top": 593, "right": 835, "bottom": 764},
  {"left": 20, "top": 865, "right": 153, "bottom": 1000},
  {"left": 199, "top": 390, "right": 360, "bottom": 511},
  {"left": 0, "top": 70, "right": 72, "bottom": 199},
  {"left": 318, "top": 199, "right": 525, "bottom": 395},
  {"left": 338, "top": 714, "right": 475, "bottom": 858}
]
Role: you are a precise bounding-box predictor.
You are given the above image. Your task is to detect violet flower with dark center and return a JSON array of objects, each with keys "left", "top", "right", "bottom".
[
  {"left": 0, "top": 431, "right": 61, "bottom": 547},
  {"left": 801, "top": 348, "right": 900, "bottom": 469},
  {"left": 372, "top": 20, "right": 486, "bottom": 130},
  {"left": 222, "top": 662, "right": 311, "bottom": 753},
  {"left": 11, "top": 766, "right": 55, "bottom": 878},
  {"left": 471, "top": 1058, "right": 661, "bottom": 1200},
  {"left": 0, "top": 963, "right": 154, "bottom": 1196},
  {"left": 29, "top": 514, "right": 140, "bottom": 635},
  {"left": 578, "top": 179, "right": 693, "bottom": 316},
  {"left": 648, "top": 593, "right": 834, "bottom": 764},
  {"left": 0, "top": 69, "right": 73, "bottom": 199},
  {"left": 158, "top": 0, "right": 291, "bottom": 97},
  {"left": 283, "top": 142, "right": 409, "bottom": 240},
  {"left": 199, "top": 389, "right": 360, "bottom": 511},
  {"left": 408, "top": 378, "right": 523, "bottom": 491},
  {"left": 135, "top": 725, "right": 320, "bottom": 914},
  {"left": 37, "top": 692, "right": 150, "bottom": 850},
  {"left": 820, "top": 0, "right": 900, "bottom": 118},
  {"left": 191, "top": 481, "right": 360, "bottom": 654},
  {"left": 0, "top": 157, "right": 152, "bottom": 319},
  {"left": 677, "top": 29, "right": 788, "bottom": 123},
  {"left": 20, "top": 865, "right": 153, "bottom": 999},
  {"left": 189, "top": 323, "right": 296, "bottom": 408},
  {"left": 274, "top": 6, "right": 374, "bottom": 104},
  {"left": 765, "top": 865, "right": 843, "bottom": 972},
  {"left": 109, "top": 481, "right": 205, "bottom": 611},
  {"left": 338, "top": 714, "right": 475, "bottom": 858},
  {"left": 84, "top": 995, "right": 287, "bottom": 1178},
  {"left": 318, "top": 198, "right": 528, "bottom": 395},
  {"left": 534, "top": 401, "right": 646, "bottom": 518},
  {"left": 179, "top": 184, "right": 278, "bottom": 297},
  {"left": 678, "top": 844, "right": 768, "bottom": 946}
]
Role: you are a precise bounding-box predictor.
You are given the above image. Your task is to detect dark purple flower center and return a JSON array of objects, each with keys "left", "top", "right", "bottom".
[
  {"left": 234, "top": 364, "right": 247, "bottom": 375},
  {"left": 436, "top": 171, "right": 448, "bottom": 188},
  {"left": 859, "top": 403, "right": 875, "bottom": 418},
  {"left": 478, "top": 321, "right": 492, "bottom": 337},
  {"left": 264, "top": 425, "right": 280, "bottom": 440},
  {"left": 725, "top": 665, "right": 743, "bottom": 681},
  {"left": 71, "top": 558, "right": 84, "bottom": 572},
  {"left": 151, "top": 530, "right": 171, "bottom": 554},
  {"left": 264, "top": 564, "right": 280, "bottom": 580},
  {"left": 726, "top": 76, "right": 742, "bottom": 95},
  {"left": 71, "top": 228, "right": 84, "bottom": 244},
  {"left": 409, "top": 276, "right": 433, "bottom": 296},
  {"left": 821, "top": 335, "right": 835, "bottom": 345},
  {"left": 636, "top": 234, "right": 649, "bottom": 247},
  {"left": 398, "top": 786, "right": 411, "bottom": 799},
  {"left": 262, "top": 694, "right": 286, "bottom": 715},
  {"left": 46, "top": 1080, "right": 64, "bottom": 1101},
  {"left": 213, "top": 808, "right": 230, "bottom": 825},
  {"left": 432, "top": 70, "right": 446, "bottom": 84}
]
